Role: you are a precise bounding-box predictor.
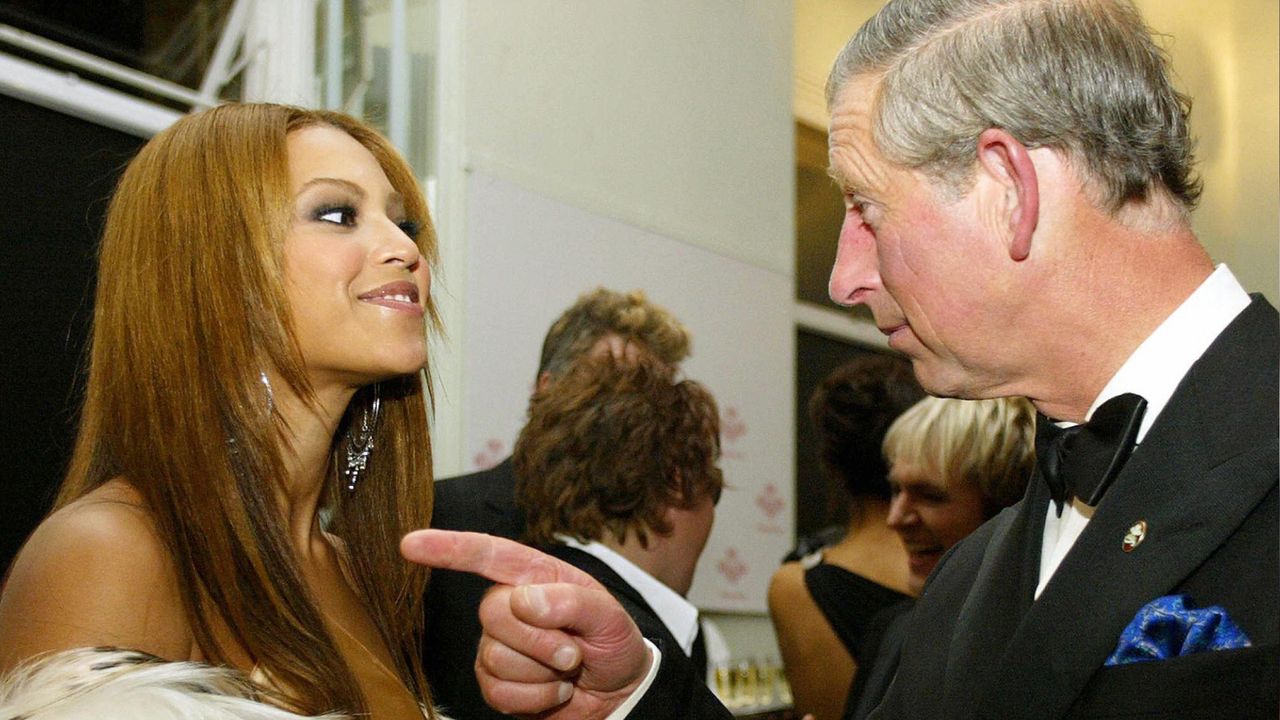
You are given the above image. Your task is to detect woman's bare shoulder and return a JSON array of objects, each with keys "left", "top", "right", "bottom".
[
  {"left": 767, "top": 561, "right": 814, "bottom": 616},
  {"left": 0, "top": 480, "right": 192, "bottom": 672},
  {"left": 26, "top": 480, "right": 164, "bottom": 560}
]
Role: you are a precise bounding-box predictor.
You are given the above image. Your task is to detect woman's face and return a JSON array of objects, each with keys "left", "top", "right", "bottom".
[
  {"left": 886, "top": 459, "right": 989, "bottom": 595},
  {"left": 283, "top": 125, "right": 430, "bottom": 390}
]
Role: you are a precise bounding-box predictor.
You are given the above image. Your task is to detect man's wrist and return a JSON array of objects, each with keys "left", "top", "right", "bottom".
[{"left": 602, "top": 639, "right": 660, "bottom": 720}]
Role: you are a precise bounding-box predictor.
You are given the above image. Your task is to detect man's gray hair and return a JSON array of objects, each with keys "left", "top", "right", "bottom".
[{"left": 826, "top": 0, "right": 1201, "bottom": 213}]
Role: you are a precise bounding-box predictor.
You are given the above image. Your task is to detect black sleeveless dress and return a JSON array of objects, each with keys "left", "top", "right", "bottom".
[{"left": 802, "top": 555, "right": 910, "bottom": 665}]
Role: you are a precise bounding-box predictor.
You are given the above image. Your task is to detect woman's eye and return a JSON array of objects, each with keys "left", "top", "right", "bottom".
[
  {"left": 397, "top": 220, "right": 421, "bottom": 240},
  {"left": 316, "top": 206, "right": 357, "bottom": 226}
]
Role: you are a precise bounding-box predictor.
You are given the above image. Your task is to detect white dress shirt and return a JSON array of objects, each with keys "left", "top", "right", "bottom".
[
  {"left": 558, "top": 535, "right": 701, "bottom": 655},
  {"left": 1035, "top": 264, "right": 1251, "bottom": 598}
]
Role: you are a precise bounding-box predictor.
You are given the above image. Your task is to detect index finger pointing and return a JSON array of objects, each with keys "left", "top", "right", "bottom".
[{"left": 401, "top": 529, "right": 603, "bottom": 590}]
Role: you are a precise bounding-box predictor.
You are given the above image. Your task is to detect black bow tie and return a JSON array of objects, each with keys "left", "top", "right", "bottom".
[{"left": 1035, "top": 393, "right": 1147, "bottom": 513}]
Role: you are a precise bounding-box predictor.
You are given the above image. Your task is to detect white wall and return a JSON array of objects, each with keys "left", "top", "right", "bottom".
[
  {"left": 435, "top": 0, "right": 797, "bottom": 476},
  {"left": 462, "top": 0, "right": 794, "bottom": 276},
  {"left": 437, "top": 0, "right": 796, "bottom": 658}
]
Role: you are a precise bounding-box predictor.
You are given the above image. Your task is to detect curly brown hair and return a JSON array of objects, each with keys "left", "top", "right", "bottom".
[
  {"left": 515, "top": 355, "right": 723, "bottom": 548},
  {"left": 809, "top": 354, "right": 924, "bottom": 501}
]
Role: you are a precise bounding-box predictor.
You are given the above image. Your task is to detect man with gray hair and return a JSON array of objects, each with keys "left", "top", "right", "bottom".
[{"left": 404, "top": 1, "right": 1276, "bottom": 718}]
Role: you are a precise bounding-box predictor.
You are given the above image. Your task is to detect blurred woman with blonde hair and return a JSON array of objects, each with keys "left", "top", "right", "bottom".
[
  {"left": 0, "top": 103, "right": 440, "bottom": 719},
  {"left": 844, "top": 395, "right": 1036, "bottom": 720}
]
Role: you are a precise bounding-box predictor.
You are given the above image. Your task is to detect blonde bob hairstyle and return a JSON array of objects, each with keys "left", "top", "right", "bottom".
[
  {"left": 57, "top": 103, "right": 439, "bottom": 716},
  {"left": 882, "top": 396, "right": 1036, "bottom": 515}
]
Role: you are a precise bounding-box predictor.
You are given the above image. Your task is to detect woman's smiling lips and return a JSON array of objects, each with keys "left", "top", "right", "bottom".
[{"left": 358, "top": 280, "right": 423, "bottom": 316}]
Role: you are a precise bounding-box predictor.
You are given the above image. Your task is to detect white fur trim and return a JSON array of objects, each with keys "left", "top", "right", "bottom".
[{"left": 0, "top": 647, "right": 352, "bottom": 720}]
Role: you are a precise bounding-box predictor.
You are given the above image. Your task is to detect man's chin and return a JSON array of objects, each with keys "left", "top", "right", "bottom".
[
  {"left": 908, "top": 358, "right": 960, "bottom": 397},
  {"left": 909, "top": 358, "right": 996, "bottom": 402}
]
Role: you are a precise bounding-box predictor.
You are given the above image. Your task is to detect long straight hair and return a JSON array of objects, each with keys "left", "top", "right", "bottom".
[{"left": 58, "top": 103, "right": 438, "bottom": 717}]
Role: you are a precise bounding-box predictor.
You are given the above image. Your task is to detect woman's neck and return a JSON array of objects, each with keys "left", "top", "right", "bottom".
[
  {"left": 844, "top": 496, "right": 892, "bottom": 534},
  {"left": 268, "top": 375, "right": 356, "bottom": 556}
]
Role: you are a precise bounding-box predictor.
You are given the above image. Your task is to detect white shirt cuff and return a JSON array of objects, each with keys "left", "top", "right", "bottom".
[{"left": 602, "top": 639, "right": 661, "bottom": 720}]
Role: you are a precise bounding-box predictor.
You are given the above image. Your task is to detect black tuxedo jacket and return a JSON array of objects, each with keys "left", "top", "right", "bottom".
[
  {"left": 431, "top": 457, "right": 524, "bottom": 540},
  {"left": 870, "top": 296, "right": 1279, "bottom": 720},
  {"left": 423, "top": 459, "right": 523, "bottom": 720}
]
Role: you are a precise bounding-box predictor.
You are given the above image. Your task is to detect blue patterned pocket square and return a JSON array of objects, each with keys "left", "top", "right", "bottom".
[{"left": 1105, "top": 594, "right": 1252, "bottom": 666}]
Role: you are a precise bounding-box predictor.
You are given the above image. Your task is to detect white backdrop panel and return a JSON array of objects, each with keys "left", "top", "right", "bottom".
[{"left": 462, "top": 172, "right": 794, "bottom": 612}]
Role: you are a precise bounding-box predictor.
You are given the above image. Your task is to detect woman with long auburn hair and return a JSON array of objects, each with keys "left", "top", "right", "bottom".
[{"left": 0, "top": 103, "right": 440, "bottom": 719}]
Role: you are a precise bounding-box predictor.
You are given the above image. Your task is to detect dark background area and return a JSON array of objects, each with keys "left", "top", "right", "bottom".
[
  {"left": 0, "top": 1, "right": 233, "bottom": 105},
  {"left": 793, "top": 329, "right": 904, "bottom": 541},
  {"left": 0, "top": 94, "right": 144, "bottom": 578}
]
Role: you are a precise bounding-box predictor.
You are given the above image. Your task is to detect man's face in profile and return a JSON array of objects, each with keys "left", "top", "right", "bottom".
[{"left": 826, "top": 75, "right": 1017, "bottom": 400}]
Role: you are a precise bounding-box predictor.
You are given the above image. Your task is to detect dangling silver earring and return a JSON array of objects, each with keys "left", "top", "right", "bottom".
[{"left": 343, "top": 386, "right": 381, "bottom": 493}]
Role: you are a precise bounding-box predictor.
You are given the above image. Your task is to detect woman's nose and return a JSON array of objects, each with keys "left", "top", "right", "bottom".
[{"left": 374, "top": 216, "right": 421, "bottom": 269}]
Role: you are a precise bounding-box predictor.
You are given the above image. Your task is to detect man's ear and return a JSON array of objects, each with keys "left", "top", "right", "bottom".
[
  {"left": 535, "top": 370, "right": 554, "bottom": 393},
  {"left": 976, "top": 128, "right": 1038, "bottom": 261}
]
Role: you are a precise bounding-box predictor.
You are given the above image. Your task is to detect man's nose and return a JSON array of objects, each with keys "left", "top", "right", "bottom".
[
  {"left": 886, "top": 492, "right": 915, "bottom": 529},
  {"left": 828, "top": 216, "right": 879, "bottom": 307}
]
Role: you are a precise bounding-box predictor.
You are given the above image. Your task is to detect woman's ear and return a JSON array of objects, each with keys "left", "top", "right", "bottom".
[{"left": 975, "top": 128, "right": 1039, "bottom": 261}]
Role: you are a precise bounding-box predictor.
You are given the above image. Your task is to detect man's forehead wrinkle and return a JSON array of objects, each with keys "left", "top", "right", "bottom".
[
  {"left": 830, "top": 138, "right": 889, "bottom": 198},
  {"left": 827, "top": 80, "right": 895, "bottom": 197}
]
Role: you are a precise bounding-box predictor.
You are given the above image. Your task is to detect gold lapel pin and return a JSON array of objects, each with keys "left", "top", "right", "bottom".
[{"left": 1122, "top": 520, "right": 1147, "bottom": 552}]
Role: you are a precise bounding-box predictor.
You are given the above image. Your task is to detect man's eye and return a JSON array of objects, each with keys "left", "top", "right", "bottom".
[
  {"left": 847, "top": 196, "right": 874, "bottom": 222},
  {"left": 317, "top": 206, "right": 356, "bottom": 226}
]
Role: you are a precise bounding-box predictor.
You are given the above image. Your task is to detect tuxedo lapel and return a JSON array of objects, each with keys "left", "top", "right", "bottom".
[
  {"left": 940, "top": 482, "right": 1043, "bottom": 714},
  {"left": 972, "top": 297, "right": 1278, "bottom": 719}
]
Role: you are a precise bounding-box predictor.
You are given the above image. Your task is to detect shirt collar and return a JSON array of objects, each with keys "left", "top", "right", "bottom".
[
  {"left": 556, "top": 535, "right": 700, "bottom": 655},
  {"left": 1087, "top": 264, "right": 1250, "bottom": 442}
]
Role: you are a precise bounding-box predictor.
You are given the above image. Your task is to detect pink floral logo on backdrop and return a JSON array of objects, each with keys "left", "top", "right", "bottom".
[
  {"left": 722, "top": 406, "right": 747, "bottom": 443},
  {"left": 473, "top": 438, "right": 505, "bottom": 470},
  {"left": 755, "top": 483, "right": 785, "bottom": 519},
  {"left": 717, "top": 547, "right": 749, "bottom": 584}
]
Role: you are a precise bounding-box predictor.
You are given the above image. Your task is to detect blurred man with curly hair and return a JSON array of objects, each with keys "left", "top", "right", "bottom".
[{"left": 423, "top": 287, "right": 694, "bottom": 719}]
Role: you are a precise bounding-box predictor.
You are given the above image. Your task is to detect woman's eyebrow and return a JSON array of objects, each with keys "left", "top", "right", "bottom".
[
  {"left": 295, "top": 177, "right": 405, "bottom": 210},
  {"left": 295, "top": 177, "right": 366, "bottom": 199}
]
